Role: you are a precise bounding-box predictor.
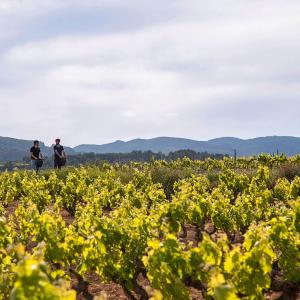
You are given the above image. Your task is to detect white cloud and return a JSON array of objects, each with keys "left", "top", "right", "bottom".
[{"left": 121, "top": 110, "right": 136, "bottom": 118}]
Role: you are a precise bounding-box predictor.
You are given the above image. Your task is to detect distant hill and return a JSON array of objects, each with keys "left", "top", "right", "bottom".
[
  {"left": 74, "top": 136, "right": 300, "bottom": 156},
  {"left": 1, "top": 135, "right": 300, "bottom": 162},
  {"left": 207, "top": 136, "right": 300, "bottom": 156},
  {"left": 74, "top": 137, "right": 229, "bottom": 155}
]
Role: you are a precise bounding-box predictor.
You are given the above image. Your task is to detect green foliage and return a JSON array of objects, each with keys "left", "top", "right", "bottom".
[
  {"left": 143, "top": 235, "right": 190, "bottom": 300},
  {"left": 0, "top": 216, "right": 15, "bottom": 299},
  {"left": 273, "top": 177, "right": 290, "bottom": 201},
  {"left": 10, "top": 254, "right": 75, "bottom": 300},
  {"left": 268, "top": 215, "right": 300, "bottom": 282},
  {"left": 0, "top": 157, "right": 300, "bottom": 299},
  {"left": 224, "top": 226, "right": 275, "bottom": 299}
]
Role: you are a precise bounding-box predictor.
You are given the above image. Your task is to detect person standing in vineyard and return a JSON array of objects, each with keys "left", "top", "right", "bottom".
[
  {"left": 54, "top": 138, "right": 66, "bottom": 169},
  {"left": 30, "top": 140, "right": 44, "bottom": 172}
]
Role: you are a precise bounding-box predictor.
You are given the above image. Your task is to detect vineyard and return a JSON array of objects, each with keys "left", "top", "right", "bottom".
[{"left": 0, "top": 155, "right": 299, "bottom": 300}]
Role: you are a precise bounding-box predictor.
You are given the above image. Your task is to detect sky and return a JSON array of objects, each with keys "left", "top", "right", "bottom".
[{"left": 0, "top": 0, "right": 300, "bottom": 147}]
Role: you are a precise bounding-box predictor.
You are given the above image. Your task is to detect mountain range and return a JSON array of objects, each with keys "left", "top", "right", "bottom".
[
  {"left": 74, "top": 136, "right": 300, "bottom": 157},
  {"left": 1, "top": 135, "right": 300, "bottom": 162}
]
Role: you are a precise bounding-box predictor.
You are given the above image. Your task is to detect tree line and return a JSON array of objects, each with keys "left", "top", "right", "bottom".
[{"left": 0, "top": 149, "right": 227, "bottom": 171}]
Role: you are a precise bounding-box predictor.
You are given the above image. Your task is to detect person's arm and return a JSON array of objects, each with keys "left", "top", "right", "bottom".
[
  {"left": 30, "top": 151, "right": 38, "bottom": 160},
  {"left": 54, "top": 149, "right": 63, "bottom": 158},
  {"left": 39, "top": 153, "right": 44, "bottom": 160},
  {"left": 59, "top": 146, "right": 66, "bottom": 159}
]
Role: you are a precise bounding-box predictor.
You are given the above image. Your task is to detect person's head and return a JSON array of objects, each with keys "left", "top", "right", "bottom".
[
  {"left": 33, "top": 140, "right": 39, "bottom": 147},
  {"left": 55, "top": 138, "right": 61, "bottom": 145}
]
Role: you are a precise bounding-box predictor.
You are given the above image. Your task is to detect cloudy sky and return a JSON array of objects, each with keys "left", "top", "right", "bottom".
[{"left": 0, "top": 0, "right": 300, "bottom": 146}]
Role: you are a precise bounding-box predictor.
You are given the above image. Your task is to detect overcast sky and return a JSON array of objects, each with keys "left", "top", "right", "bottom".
[{"left": 1, "top": 0, "right": 300, "bottom": 146}]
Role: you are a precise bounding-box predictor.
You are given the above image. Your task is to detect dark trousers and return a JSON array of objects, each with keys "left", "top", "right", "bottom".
[{"left": 54, "top": 158, "right": 62, "bottom": 169}]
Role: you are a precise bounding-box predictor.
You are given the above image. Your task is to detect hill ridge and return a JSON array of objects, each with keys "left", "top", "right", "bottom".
[
  {"left": 0, "top": 135, "right": 300, "bottom": 161},
  {"left": 74, "top": 135, "right": 300, "bottom": 157}
]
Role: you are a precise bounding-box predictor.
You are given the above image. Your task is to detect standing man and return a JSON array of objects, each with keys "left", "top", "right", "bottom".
[
  {"left": 30, "top": 140, "right": 44, "bottom": 172},
  {"left": 54, "top": 138, "right": 66, "bottom": 169}
]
